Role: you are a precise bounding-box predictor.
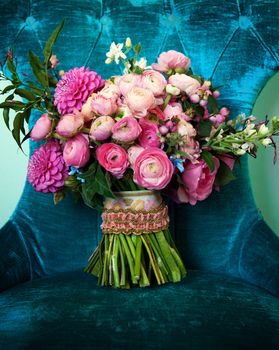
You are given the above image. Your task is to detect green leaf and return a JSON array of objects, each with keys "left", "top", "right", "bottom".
[
  {"left": 198, "top": 120, "right": 212, "bottom": 137},
  {"left": 214, "top": 161, "right": 236, "bottom": 187},
  {"left": 133, "top": 43, "right": 142, "bottom": 55},
  {"left": 1, "top": 85, "right": 15, "bottom": 94},
  {"left": 0, "top": 100, "right": 25, "bottom": 111},
  {"left": 53, "top": 191, "right": 65, "bottom": 205},
  {"left": 95, "top": 165, "right": 114, "bottom": 198},
  {"left": 201, "top": 151, "right": 215, "bottom": 172},
  {"left": 15, "top": 88, "right": 36, "bottom": 101},
  {"left": 3, "top": 107, "right": 10, "bottom": 130},
  {"left": 43, "top": 20, "right": 64, "bottom": 64},
  {"left": 48, "top": 73, "right": 58, "bottom": 87},
  {"left": 6, "top": 52, "right": 20, "bottom": 84},
  {"left": 21, "top": 129, "right": 32, "bottom": 145},
  {"left": 29, "top": 50, "right": 48, "bottom": 88},
  {"left": 27, "top": 80, "right": 45, "bottom": 95},
  {"left": 12, "top": 112, "right": 25, "bottom": 149},
  {"left": 207, "top": 95, "right": 219, "bottom": 114}
]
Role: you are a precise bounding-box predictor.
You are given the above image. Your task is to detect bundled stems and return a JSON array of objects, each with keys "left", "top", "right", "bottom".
[{"left": 84, "top": 230, "right": 187, "bottom": 288}]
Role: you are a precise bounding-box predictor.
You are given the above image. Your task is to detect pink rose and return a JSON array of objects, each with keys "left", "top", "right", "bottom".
[
  {"left": 133, "top": 148, "right": 174, "bottom": 190},
  {"left": 139, "top": 120, "right": 160, "bottom": 148},
  {"left": 56, "top": 113, "right": 84, "bottom": 138},
  {"left": 141, "top": 70, "right": 167, "bottom": 96},
  {"left": 89, "top": 116, "right": 115, "bottom": 141},
  {"left": 118, "top": 73, "right": 142, "bottom": 96},
  {"left": 31, "top": 113, "right": 52, "bottom": 141},
  {"left": 91, "top": 94, "right": 118, "bottom": 116},
  {"left": 168, "top": 74, "right": 201, "bottom": 96},
  {"left": 125, "top": 87, "right": 156, "bottom": 118},
  {"left": 179, "top": 157, "right": 220, "bottom": 205},
  {"left": 127, "top": 145, "right": 144, "bottom": 169},
  {"left": 63, "top": 134, "right": 90, "bottom": 168},
  {"left": 112, "top": 116, "right": 142, "bottom": 143},
  {"left": 96, "top": 143, "right": 129, "bottom": 179},
  {"left": 152, "top": 50, "right": 190, "bottom": 73}
]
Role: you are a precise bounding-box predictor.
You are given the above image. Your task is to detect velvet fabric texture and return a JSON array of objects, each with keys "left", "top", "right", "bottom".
[{"left": 0, "top": 0, "right": 279, "bottom": 348}]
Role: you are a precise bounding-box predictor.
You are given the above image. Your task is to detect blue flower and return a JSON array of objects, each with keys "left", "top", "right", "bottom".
[{"left": 170, "top": 155, "right": 185, "bottom": 173}]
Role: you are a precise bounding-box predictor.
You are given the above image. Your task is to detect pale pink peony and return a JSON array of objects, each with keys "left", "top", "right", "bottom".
[
  {"left": 218, "top": 154, "right": 235, "bottom": 170},
  {"left": 112, "top": 116, "right": 142, "bottom": 143},
  {"left": 89, "top": 116, "right": 115, "bottom": 141},
  {"left": 63, "top": 134, "right": 90, "bottom": 168},
  {"left": 27, "top": 140, "right": 68, "bottom": 193},
  {"left": 141, "top": 70, "right": 167, "bottom": 96},
  {"left": 152, "top": 50, "right": 190, "bottom": 73},
  {"left": 96, "top": 143, "right": 129, "bottom": 178},
  {"left": 179, "top": 157, "right": 220, "bottom": 205},
  {"left": 168, "top": 74, "right": 201, "bottom": 96},
  {"left": 56, "top": 113, "right": 84, "bottom": 138},
  {"left": 91, "top": 94, "right": 118, "bottom": 116},
  {"left": 133, "top": 148, "right": 174, "bottom": 190},
  {"left": 139, "top": 119, "right": 160, "bottom": 148},
  {"left": 125, "top": 87, "right": 156, "bottom": 118},
  {"left": 54, "top": 67, "right": 104, "bottom": 115},
  {"left": 118, "top": 73, "right": 142, "bottom": 96},
  {"left": 31, "top": 114, "right": 52, "bottom": 141},
  {"left": 127, "top": 145, "right": 144, "bottom": 169}
]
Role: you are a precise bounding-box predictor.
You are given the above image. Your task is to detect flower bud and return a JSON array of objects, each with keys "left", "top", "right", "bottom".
[
  {"left": 262, "top": 138, "right": 272, "bottom": 146},
  {"left": 190, "top": 94, "right": 200, "bottom": 103},
  {"left": 199, "top": 99, "right": 207, "bottom": 107},
  {"left": 166, "top": 84, "right": 180, "bottom": 96},
  {"left": 213, "top": 90, "right": 220, "bottom": 98},
  {"left": 258, "top": 124, "right": 269, "bottom": 137},
  {"left": 125, "top": 37, "right": 132, "bottom": 48},
  {"left": 105, "top": 58, "right": 112, "bottom": 64},
  {"left": 159, "top": 125, "right": 169, "bottom": 135}
]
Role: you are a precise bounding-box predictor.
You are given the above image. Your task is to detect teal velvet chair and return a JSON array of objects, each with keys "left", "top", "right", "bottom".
[{"left": 1, "top": 1, "right": 279, "bottom": 349}]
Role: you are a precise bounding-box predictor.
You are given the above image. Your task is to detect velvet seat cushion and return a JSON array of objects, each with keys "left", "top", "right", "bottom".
[{"left": 1, "top": 270, "right": 278, "bottom": 350}]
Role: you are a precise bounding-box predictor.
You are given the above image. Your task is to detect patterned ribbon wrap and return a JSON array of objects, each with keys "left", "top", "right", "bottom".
[{"left": 101, "top": 191, "right": 169, "bottom": 235}]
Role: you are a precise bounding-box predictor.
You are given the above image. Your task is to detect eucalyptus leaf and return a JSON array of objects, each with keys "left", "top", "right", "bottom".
[
  {"left": 1, "top": 85, "right": 15, "bottom": 94},
  {"left": 3, "top": 107, "right": 10, "bottom": 130},
  {"left": 0, "top": 100, "right": 25, "bottom": 111}
]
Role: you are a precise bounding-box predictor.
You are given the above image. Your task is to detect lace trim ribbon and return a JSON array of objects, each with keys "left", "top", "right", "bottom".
[{"left": 101, "top": 203, "right": 169, "bottom": 235}]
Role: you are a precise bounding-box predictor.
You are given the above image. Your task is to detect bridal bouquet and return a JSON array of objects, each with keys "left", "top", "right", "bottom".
[{"left": 1, "top": 21, "right": 278, "bottom": 288}]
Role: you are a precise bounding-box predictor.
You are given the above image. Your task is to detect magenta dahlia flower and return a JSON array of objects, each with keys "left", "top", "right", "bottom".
[
  {"left": 54, "top": 67, "right": 104, "bottom": 115},
  {"left": 28, "top": 140, "right": 68, "bottom": 193}
]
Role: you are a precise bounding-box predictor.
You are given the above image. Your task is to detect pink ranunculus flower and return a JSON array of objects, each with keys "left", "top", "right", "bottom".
[
  {"left": 81, "top": 95, "right": 95, "bottom": 122},
  {"left": 133, "top": 148, "right": 174, "bottom": 190},
  {"left": 139, "top": 119, "right": 160, "bottom": 148},
  {"left": 218, "top": 154, "right": 235, "bottom": 170},
  {"left": 96, "top": 143, "right": 129, "bottom": 179},
  {"left": 163, "top": 102, "right": 183, "bottom": 120},
  {"left": 56, "top": 113, "right": 84, "bottom": 138},
  {"left": 89, "top": 116, "right": 115, "bottom": 141},
  {"left": 50, "top": 54, "right": 59, "bottom": 69},
  {"left": 28, "top": 140, "right": 68, "bottom": 193},
  {"left": 141, "top": 70, "right": 167, "bottom": 96},
  {"left": 63, "top": 134, "right": 90, "bottom": 168},
  {"left": 168, "top": 74, "right": 201, "bottom": 96},
  {"left": 152, "top": 50, "right": 190, "bottom": 73},
  {"left": 125, "top": 87, "right": 156, "bottom": 118},
  {"left": 127, "top": 145, "right": 144, "bottom": 169},
  {"left": 31, "top": 113, "right": 52, "bottom": 141},
  {"left": 91, "top": 94, "right": 118, "bottom": 116},
  {"left": 180, "top": 157, "right": 220, "bottom": 205},
  {"left": 112, "top": 116, "right": 142, "bottom": 143},
  {"left": 99, "top": 82, "right": 121, "bottom": 99},
  {"left": 177, "top": 119, "right": 196, "bottom": 140},
  {"left": 118, "top": 73, "right": 142, "bottom": 96}
]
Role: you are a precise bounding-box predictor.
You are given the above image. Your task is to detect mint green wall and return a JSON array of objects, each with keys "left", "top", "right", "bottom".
[
  {"left": 248, "top": 72, "right": 279, "bottom": 237},
  {"left": 0, "top": 80, "right": 28, "bottom": 228}
]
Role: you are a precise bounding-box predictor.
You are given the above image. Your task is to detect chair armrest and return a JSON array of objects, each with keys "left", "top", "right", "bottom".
[
  {"left": 0, "top": 220, "right": 31, "bottom": 292},
  {"left": 239, "top": 218, "right": 279, "bottom": 298}
]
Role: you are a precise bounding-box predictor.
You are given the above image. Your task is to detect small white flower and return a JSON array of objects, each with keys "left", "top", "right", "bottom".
[
  {"left": 232, "top": 143, "right": 241, "bottom": 149},
  {"left": 236, "top": 149, "right": 246, "bottom": 155},
  {"left": 106, "top": 42, "right": 127, "bottom": 64},
  {"left": 258, "top": 124, "right": 269, "bottom": 137},
  {"left": 123, "top": 62, "right": 132, "bottom": 74},
  {"left": 125, "top": 37, "right": 132, "bottom": 48},
  {"left": 134, "top": 57, "right": 147, "bottom": 70},
  {"left": 216, "top": 129, "right": 224, "bottom": 140},
  {"left": 241, "top": 142, "right": 254, "bottom": 151},
  {"left": 166, "top": 84, "right": 180, "bottom": 96},
  {"left": 262, "top": 137, "right": 272, "bottom": 146}
]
